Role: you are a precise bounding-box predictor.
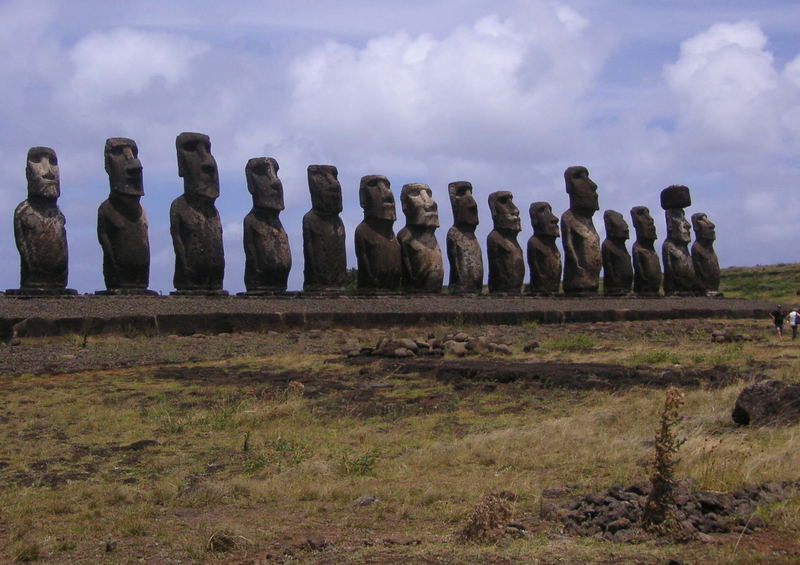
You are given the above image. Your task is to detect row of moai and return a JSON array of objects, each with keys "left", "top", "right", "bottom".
[{"left": 7, "top": 133, "right": 720, "bottom": 297}]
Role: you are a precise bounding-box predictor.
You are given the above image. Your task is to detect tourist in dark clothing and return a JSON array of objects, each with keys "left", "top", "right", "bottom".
[{"left": 770, "top": 305, "right": 786, "bottom": 337}]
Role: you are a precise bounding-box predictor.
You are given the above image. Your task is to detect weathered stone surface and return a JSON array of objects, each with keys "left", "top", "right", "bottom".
[
  {"left": 446, "top": 181, "right": 483, "bottom": 294},
  {"left": 487, "top": 191, "right": 524, "bottom": 295},
  {"left": 601, "top": 210, "right": 632, "bottom": 296},
  {"left": 398, "top": 183, "right": 443, "bottom": 293},
  {"left": 630, "top": 206, "right": 662, "bottom": 296},
  {"left": 691, "top": 212, "right": 720, "bottom": 294},
  {"left": 303, "top": 164, "right": 346, "bottom": 292},
  {"left": 732, "top": 379, "right": 800, "bottom": 426},
  {"left": 170, "top": 132, "right": 225, "bottom": 294},
  {"left": 97, "top": 138, "right": 151, "bottom": 292},
  {"left": 662, "top": 205, "right": 700, "bottom": 296},
  {"left": 660, "top": 184, "right": 691, "bottom": 210},
  {"left": 355, "top": 175, "right": 401, "bottom": 292},
  {"left": 243, "top": 157, "right": 291, "bottom": 293},
  {"left": 12, "top": 147, "right": 75, "bottom": 294},
  {"left": 527, "top": 201, "right": 561, "bottom": 295},
  {"left": 561, "top": 166, "right": 601, "bottom": 295}
]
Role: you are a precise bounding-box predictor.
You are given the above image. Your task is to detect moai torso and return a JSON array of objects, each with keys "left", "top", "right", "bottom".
[
  {"left": 691, "top": 213, "right": 720, "bottom": 293},
  {"left": 660, "top": 186, "right": 699, "bottom": 295},
  {"left": 630, "top": 206, "right": 661, "bottom": 296},
  {"left": 14, "top": 146, "right": 69, "bottom": 290},
  {"left": 601, "top": 210, "right": 632, "bottom": 296},
  {"left": 242, "top": 157, "right": 290, "bottom": 292},
  {"left": 398, "top": 183, "right": 443, "bottom": 293},
  {"left": 303, "top": 165, "right": 346, "bottom": 291},
  {"left": 97, "top": 137, "right": 150, "bottom": 290},
  {"left": 487, "top": 191, "right": 523, "bottom": 294},
  {"left": 355, "top": 175, "right": 401, "bottom": 292},
  {"left": 561, "top": 166, "right": 601, "bottom": 295},
  {"left": 527, "top": 201, "right": 561, "bottom": 295},
  {"left": 446, "top": 181, "right": 483, "bottom": 294}
]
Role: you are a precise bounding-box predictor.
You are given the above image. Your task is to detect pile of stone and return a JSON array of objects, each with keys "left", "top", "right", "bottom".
[
  {"left": 541, "top": 480, "right": 797, "bottom": 542},
  {"left": 348, "top": 332, "right": 518, "bottom": 358},
  {"left": 710, "top": 329, "right": 754, "bottom": 343},
  {"left": 732, "top": 379, "right": 800, "bottom": 426}
]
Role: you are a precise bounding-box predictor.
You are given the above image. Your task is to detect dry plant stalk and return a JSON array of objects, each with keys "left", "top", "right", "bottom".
[
  {"left": 458, "top": 491, "right": 516, "bottom": 543},
  {"left": 643, "top": 386, "right": 685, "bottom": 529}
]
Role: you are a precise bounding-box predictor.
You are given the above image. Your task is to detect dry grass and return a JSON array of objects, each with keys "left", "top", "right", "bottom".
[{"left": 0, "top": 318, "right": 799, "bottom": 563}]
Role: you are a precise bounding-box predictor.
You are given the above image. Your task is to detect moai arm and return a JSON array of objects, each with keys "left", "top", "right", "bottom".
[
  {"left": 13, "top": 206, "right": 31, "bottom": 269},
  {"left": 562, "top": 221, "right": 581, "bottom": 275},
  {"left": 447, "top": 232, "right": 464, "bottom": 284},
  {"left": 170, "top": 204, "right": 189, "bottom": 279},
  {"left": 97, "top": 207, "right": 115, "bottom": 267},
  {"left": 355, "top": 230, "right": 377, "bottom": 286}
]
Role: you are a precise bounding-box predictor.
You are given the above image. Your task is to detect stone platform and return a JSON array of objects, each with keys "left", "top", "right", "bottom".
[{"left": 0, "top": 294, "right": 772, "bottom": 340}]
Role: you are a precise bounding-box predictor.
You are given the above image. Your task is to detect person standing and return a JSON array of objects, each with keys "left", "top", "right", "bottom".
[
  {"left": 770, "top": 304, "right": 787, "bottom": 338},
  {"left": 789, "top": 308, "right": 799, "bottom": 340}
]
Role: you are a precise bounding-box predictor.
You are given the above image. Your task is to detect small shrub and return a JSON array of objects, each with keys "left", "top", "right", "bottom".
[
  {"left": 342, "top": 449, "right": 379, "bottom": 477},
  {"left": 458, "top": 491, "right": 516, "bottom": 542},
  {"left": 206, "top": 530, "right": 249, "bottom": 553},
  {"left": 12, "top": 541, "right": 40, "bottom": 562},
  {"left": 544, "top": 334, "right": 598, "bottom": 351}
]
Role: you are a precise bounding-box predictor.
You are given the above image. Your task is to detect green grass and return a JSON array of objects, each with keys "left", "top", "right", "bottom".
[{"left": 721, "top": 263, "right": 800, "bottom": 304}]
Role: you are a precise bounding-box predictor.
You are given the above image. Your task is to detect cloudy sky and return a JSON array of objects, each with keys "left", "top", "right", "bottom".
[{"left": 1, "top": 0, "right": 799, "bottom": 293}]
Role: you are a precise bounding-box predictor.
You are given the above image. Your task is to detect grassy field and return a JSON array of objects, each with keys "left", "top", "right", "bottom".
[
  {"left": 720, "top": 262, "right": 800, "bottom": 305},
  {"left": 1, "top": 315, "right": 799, "bottom": 563}
]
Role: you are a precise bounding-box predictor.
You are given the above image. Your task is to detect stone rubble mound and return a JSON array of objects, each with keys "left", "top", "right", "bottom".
[
  {"left": 710, "top": 329, "right": 755, "bottom": 343},
  {"left": 348, "top": 331, "right": 517, "bottom": 358},
  {"left": 732, "top": 379, "right": 800, "bottom": 426}
]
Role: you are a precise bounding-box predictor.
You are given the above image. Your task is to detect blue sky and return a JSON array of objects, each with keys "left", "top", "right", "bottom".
[{"left": 1, "top": 0, "right": 799, "bottom": 293}]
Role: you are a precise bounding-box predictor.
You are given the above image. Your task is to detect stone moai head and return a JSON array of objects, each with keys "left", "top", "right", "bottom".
[
  {"left": 359, "top": 175, "right": 396, "bottom": 221},
  {"left": 631, "top": 206, "right": 657, "bottom": 242},
  {"left": 666, "top": 208, "right": 692, "bottom": 244},
  {"left": 246, "top": 157, "right": 284, "bottom": 211},
  {"left": 692, "top": 212, "right": 716, "bottom": 242},
  {"left": 26, "top": 146, "right": 60, "bottom": 200},
  {"left": 308, "top": 164, "right": 342, "bottom": 215},
  {"left": 105, "top": 138, "right": 143, "bottom": 197},
  {"left": 176, "top": 132, "right": 219, "bottom": 200},
  {"left": 604, "top": 210, "right": 629, "bottom": 241},
  {"left": 565, "top": 165, "right": 598, "bottom": 213},
  {"left": 401, "top": 183, "right": 439, "bottom": 228},
  {"left": 489, "top": 191, "right": 521, "bottom": 233},
  {"left": 448, "top": 181, "right": 479, "bottom": 228},
  {"left": 530, "top": 201, "right": 559, "bottom": 238}
]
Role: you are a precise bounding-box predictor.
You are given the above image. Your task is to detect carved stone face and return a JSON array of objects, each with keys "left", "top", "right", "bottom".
[
  {"left": 448, "top": 181, "right": 479, "bottom": 228},
  {"left": 530, "top": 201, "right": 559, "bottom": 237},
  {"left": 666, "top": 209, "right": 691, "bottom": 244},
  {"left": 565, "top": 165, "right": 599, "bottom": 212},
  {"left": 26, "top": 146, "right": 60, "bottom": 200},
  {"left": 308, "top": 164, "right": 342, "bottom": 215},
  {"left": 692, "top": 213, "right": 716, "bottom": 241},
  {"left": 105, "top": 138, "right": 143, "bottom": 197},
  {"left": 489, "top": 191, "right": 521, "bottom": 233},
  {"left": 401, "top": 183, "right": 439, "bottom": 228},
  {"left": 246, "top": 157, "right": 283, "bottom": 211},
  {"left": 631, "top": 206, "right": 657, "bottom": 241},
  {"left": 603, "top": 210, "right": 629, "bottom": 240},
  {"left": 176, "top": 132, "right": 219, "bottom": 200},
  {"left": 359, "top": 175, "right": 396, "bottom": 221}
]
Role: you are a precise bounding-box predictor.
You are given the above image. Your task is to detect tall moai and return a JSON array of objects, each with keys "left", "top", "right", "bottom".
[
  {"left": 560, "top": 166, "right": 601, "bottom": 296},
  {"left": 97, "top": 137, "right": 154, "bottom": 295},
  {"left": 9, "top": 147, "right": 76, "bottom": 295},
  {"left": 170, "top": 132, "right": 226, "bottom": 295},
  {"left": 243, "top": 157, "right": 291, "bottom": 294},
  {"left": 527, "top": 201, "right": 561, "bottom": 296},
  {"left": 487, "top": 191, "right": 524, "bottom": 295},
  {"left": 354, "top": 175, "right": 401, "bottom": 293},
  {"left": 691, "top": 212, "right": 721, "bottom": 296},
  {"left": 601, "top": 210, "right": 633, "bottom": 296},
  {"left": 446, "top": 181, "right": 483, "bottom": 294},
  {"left": 630, "top": 206, "right": 662, "bottom": 296},
  {"left": 398, "top": 183, "right": 444, "bottom": 293},
  {"left": 661, "top": 185, "right": 700, "bottom": 295},
  {"left": 303, "top": 164, "right": 346, "bottom": 293}
]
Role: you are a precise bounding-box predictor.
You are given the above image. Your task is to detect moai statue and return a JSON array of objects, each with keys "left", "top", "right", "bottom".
[
  {"left": 9, "top": 147, "right": 76, "bottom": 295},
  {"left": 354, "top": 175, "right": 401, "bottom": 292},
  {"left": 170, "top": 132, "right": 226, "bottom": 295},
  {"left": 243, "top": 157, "right": 291, "bottom": 294},
  {"left": 601, "top": 210, "right": 633, "bottom": 296},
  {"left": 630, "top": 206, "right": 662, "bottom": 296},
  {"left": 398, "top": 183, "right": 443, "bottom": 293},
  {"left": 691, "top": 212, "right": 721, "bottom": 296},
  {"left": 446, "top": 181, "right": 483, "bottom": 294},
  {"left": 661, "top": 185, "right": 700, "bottom": 295},
  {"left": 560, "top": 166, "right": 601, "bottom": 296},
  {"left": 96, "top": 138, "right": 154, "bottom": 295},
  {"left": 527, "top": 202, "right": 561, "bottom": 296},
  {"left": 487, "top": 191, "right": 524, "bottom": 295},
  {"left": 303, "top": 164, "right": 346, "bottom": 293}
]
